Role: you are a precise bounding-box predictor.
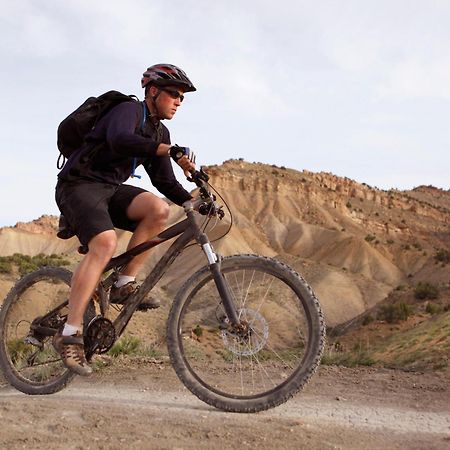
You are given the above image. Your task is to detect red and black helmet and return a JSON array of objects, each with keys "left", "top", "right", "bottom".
[{"left": 141, "top": 64, "right": 196, "bottom": 92}]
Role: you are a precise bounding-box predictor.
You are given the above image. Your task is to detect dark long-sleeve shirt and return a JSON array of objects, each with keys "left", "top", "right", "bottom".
[{"left": 57, "top": 101, "right": 192, "bottom": 206}]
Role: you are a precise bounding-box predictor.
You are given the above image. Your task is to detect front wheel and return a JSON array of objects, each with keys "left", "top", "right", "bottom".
[
  {"left": 0, "top": 266, "right": 94, "bottom": 395},
  {"left": 167, "top": 254, "right": 326, "bottom": 413}
]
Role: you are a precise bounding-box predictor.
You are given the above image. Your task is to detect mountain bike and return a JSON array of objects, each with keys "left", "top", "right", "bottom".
[{"left": 0, "top": 169, "right": 325, "bottom": 413}]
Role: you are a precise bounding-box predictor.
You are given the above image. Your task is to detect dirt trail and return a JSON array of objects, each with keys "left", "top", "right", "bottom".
[{"left": 0, "top": 364, "right": 449, "bottom": 450}]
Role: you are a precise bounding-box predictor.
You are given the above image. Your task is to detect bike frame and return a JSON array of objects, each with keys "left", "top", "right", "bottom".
[
  {"left": 30, "top": 184, "right": 240, "bottom": 346},
  {"left": 94, "top": 199, "right": 239, "bottom": 339}
]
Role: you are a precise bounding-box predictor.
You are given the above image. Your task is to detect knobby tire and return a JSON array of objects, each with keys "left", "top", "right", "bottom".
[
  {"left": 0, "top": 266, "right": 95, "bottom": 395},
  {"left": 167, "top": 254, "right": 326, "bottom": 413}
]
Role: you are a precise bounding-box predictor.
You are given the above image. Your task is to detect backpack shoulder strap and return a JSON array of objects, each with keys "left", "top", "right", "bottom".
[{"left": 130, "top": 101, "right": 147, "bottom": 179}]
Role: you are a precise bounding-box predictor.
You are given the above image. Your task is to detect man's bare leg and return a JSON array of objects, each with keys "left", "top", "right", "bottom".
[
  {"left": 66, "top": 230, "right": 117, "bottom": 328},
  {"left": 120, "top": 192, "right": 170, "bottom": 277},
  {"left": 53, "top": 230, "right": 117, "bottom": 376}
]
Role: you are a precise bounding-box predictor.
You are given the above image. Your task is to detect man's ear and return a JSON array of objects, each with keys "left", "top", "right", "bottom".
[{"left": 148, "top": 85, "right": 160, "bottom": 98}]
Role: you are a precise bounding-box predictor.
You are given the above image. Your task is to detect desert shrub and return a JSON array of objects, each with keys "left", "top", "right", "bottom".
[
  {"left": 321, "top": 341, "right": 375, "bottom": 367},
  {"left": 395, "top": 285, "right": 407, "bottom": 291},
  {"left": 435, "top": 249, "right": 450, "bottom": 264},
  {"left": 377, "top": 303, "right": 412, "bottom": 323},
  {"left": 18, "top": 261, "right": 36, "bottom": 275},
  {"left": 346, "top": 201, "right": 352, "bottom": 209},
  {"left": 107, "top": 335, "right": 163, "bottom": 359},
  {"left": 425, "top": 303, "right": 441, "bottom": 315},
  {"left": 365, "top": 234, "right": 376, "bottom": 242},
  {"left": 108, "top": 336, "right": 141, "bottom": 357},
  {"left": 192, "top": 324, "right": 203, "bottom": 337},
  {"left": 362, "top": 314, "right": 374, "bottom": 326},
  {"left": 0, "top": 258, "right": 13, "bottom": 274},
  {"left": 414, "top": 282, "right": 439, "bottom": 300},
  {"left": 0, "top": 253, "right": 70, "bottom": 276}
]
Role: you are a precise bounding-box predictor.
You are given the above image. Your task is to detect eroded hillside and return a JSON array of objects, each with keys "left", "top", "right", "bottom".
[{"left": 1, "top": 160, "right": 449, "bottom": 326}]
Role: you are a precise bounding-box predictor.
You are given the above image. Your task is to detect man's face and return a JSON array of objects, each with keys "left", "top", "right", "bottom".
[{"left": 153, "top": 85, "right": 185, "bottom": 120}]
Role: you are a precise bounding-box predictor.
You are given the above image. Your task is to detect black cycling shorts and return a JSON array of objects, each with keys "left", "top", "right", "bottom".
[{"left": 55, "top": 181, "right": 147, "bottom": 246}]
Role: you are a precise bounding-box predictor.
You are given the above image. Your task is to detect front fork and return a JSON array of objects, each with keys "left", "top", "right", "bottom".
[
  {"left": 184, "top": 201, "right": 240, "bottom": 326},
  {"left": 198, "top": 235, "right": 240, "bottom": 325}
]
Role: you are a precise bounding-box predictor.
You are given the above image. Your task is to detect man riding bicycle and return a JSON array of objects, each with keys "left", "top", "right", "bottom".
[{"left": 54, "top": 64, "right": 197, "bottom": 376}]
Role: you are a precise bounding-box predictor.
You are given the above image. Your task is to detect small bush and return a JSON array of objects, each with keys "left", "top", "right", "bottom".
[
  {"left": 192, "top": 325, "right": 203, "bottom": 337},
  {"left": 362, "top": 315, "right": 374, "bottom": 326},
  {"left": 0, "top": 259, "right": 13, "bottom": 274},
  {"left": 0, "top": 253, "right": 70, "bottom": 276},
  {"left": 107, "top": 335, "right": 163, "bottom": 359},
  {"left": 365, "top": 235, "right": 376, "bottom": 242},
  {"left": 414, "top": 282, "right": 439, "bottom": 300},
  {"left": 377, "top": 303, "right": 412, "bottom": 323},
  {"left": 425, "top": 303, "right": 441, "bottom": 315},
  {"left": 435, "top": 249, "right": 450, "bottom": 264},
  {"left": 321, "top": 341, "right": 375, "bottom": 367},
  {"left": 108, "top": 335, "right": 141, "bottom": 357}
]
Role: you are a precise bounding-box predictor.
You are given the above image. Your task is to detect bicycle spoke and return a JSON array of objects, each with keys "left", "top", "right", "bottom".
[
  {"left": 0, "top": 268, "right": 96, "bottom": 391},
  {"left": 175, "top": 261, "right": 314, "bottom": 398}
]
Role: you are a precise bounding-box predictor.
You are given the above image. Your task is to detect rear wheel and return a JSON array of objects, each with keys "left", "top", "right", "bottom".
[
  {"left": 0, "top": 266, "right": 95, "bottom": 395},
  {"left": 167, "top": 255, "right": 325, "bottom": 412}
]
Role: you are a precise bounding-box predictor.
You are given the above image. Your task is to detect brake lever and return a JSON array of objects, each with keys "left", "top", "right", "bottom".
[{"left": 187, "top": 167, "right": 210, "bottom": 185}]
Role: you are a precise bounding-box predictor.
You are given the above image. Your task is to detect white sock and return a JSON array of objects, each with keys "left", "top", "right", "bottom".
[
  {"left": 115, "top": 275, "right": 136, "bottom": 288},
  {"left": 62, "top": 323, "right": 80, "bottom": 336}
]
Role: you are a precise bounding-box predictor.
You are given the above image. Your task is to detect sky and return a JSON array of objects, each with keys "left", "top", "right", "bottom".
[{"left": 1, "top": 0, "right": 449, "bottom": 226}]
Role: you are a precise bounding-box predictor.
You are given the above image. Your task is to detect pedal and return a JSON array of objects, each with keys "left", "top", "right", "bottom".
[{"left": 137, "top": 301, "right": 161, "bottom": 311}]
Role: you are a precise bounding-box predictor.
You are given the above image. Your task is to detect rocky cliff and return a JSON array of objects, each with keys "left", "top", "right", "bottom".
[{"left": 1, "top": 160, "right": 449, "bottom": 326}]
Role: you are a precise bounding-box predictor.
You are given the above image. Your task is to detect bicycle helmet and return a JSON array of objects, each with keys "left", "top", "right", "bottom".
[{"left": 141, "top": 64, "right": 196, "bottom": 92}]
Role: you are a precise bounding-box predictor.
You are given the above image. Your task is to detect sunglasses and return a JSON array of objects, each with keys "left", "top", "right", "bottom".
[{"left": 160, "top": 88, "right": 184, "bottom": 102}]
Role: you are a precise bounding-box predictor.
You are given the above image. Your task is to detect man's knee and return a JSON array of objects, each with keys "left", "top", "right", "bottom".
[
  {"left": 140, "top": 196, "right": 170, "bottom": 225},
  {"left": 154, "top": 200, "right": 170, "bottom": 223},
  {"left": 88, "top": 230, "right": 117, "bottom": 259}
]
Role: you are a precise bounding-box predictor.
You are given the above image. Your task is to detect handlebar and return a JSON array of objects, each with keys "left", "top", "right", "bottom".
[
  {"left": 184, "top": 167, "right": 225, "bottom": 219},
  {"left": 187, "top": 167, "right": 210, "bottom": 187}
]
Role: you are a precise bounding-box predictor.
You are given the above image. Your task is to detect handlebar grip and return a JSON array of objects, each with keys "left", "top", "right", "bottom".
[{"left": 187, "top": 167, "right": 210, "bottom": 186}]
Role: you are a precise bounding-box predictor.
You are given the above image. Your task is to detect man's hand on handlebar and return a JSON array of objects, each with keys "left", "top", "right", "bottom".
[{"left": 169, "top": 145, "right": 196, "bottom": 176}]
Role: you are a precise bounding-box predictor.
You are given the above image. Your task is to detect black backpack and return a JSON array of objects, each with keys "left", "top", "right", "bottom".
[{"left": 57, "top": 90, "right": 138, "bottom": 169}]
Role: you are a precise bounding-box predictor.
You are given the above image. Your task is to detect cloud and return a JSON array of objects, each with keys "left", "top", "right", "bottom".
[
  {"left": 308, "top": 1, "right": 450, "bottom": 102},
  {"left": 1, "top": 0, "right": 450, "bottom": 226},
  {"left": 0, "top": 1, "right": 70, "bottom": 58},
  {"left": 377, "top": 57, "right": 450, "bottom": 100}
]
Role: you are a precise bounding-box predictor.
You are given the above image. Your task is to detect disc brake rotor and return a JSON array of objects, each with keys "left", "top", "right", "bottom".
[{"left": 221, "top": 309, "right": 269, "bottom": 356}]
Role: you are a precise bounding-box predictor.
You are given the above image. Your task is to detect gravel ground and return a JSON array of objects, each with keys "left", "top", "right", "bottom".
[{"left": 0, "top": 363, "right": 449, "bottom": 450}]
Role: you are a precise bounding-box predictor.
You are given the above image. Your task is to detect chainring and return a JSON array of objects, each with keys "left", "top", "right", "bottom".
[{"left": 84, "top": 316, "right": 116, "bottom": 357}]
